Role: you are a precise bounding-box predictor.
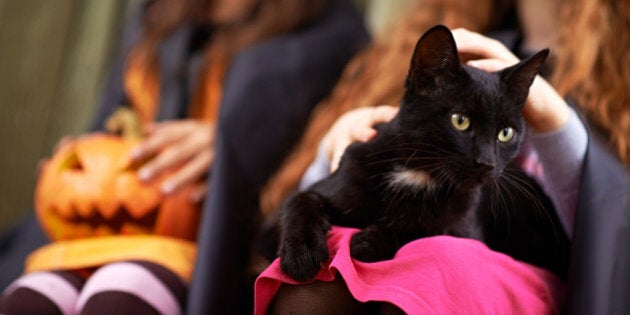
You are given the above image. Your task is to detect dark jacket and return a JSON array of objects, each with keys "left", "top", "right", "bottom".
[
  {"left": 567, "top": 131, "right": 630, "bottom": 315},
  {"left": 187, "top": 0, "right": 369, "bottom": 313}
]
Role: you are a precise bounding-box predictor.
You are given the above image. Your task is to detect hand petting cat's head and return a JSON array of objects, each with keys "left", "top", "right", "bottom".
[{"left": 396, "top": 25, "right": 548, "bottom": 188}]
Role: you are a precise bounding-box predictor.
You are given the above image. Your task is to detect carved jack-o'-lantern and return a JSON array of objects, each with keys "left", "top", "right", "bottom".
[{"left": 34, "top": 108, "right": 201, "bottom": 242}]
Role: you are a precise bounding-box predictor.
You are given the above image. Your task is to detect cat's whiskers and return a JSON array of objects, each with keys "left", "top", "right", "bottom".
[
  {"left": 488, "top": 177, "right": 514, "bottom": 233},
  {"left": 493, "top": 171, "right": 565, "bottom": 244},
  {"left": 500, "top": 171, "right": 546, "bottom": 217},
  {"left": 365, "top": 140, "right": 450, "bottom": 158},
  {"left": 403, "top": 149, "right": 420, "bottom": 170},
  {"left": 364, "top": 144, "right": 450, "bottom": 168},
  {"left": 365, "top": 155, "right": 442, "bottom": 168},
  {"left": 505, "top": 171, "right": 564, "bottom": 243},
  {"left": 499, "top": 171, "right": 560, "bottom": 236},
  {"left": 381, "top": 177, "right": 409, "bottom": 217},
  {"left": 432, "top": 167, "right": 460, "bottom": 193},
  {"left": 491, "top": 180, "right": 507, "bottom": 216}
]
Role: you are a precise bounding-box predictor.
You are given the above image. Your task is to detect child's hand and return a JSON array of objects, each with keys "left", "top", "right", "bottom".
[
  {"left": 130, "top": 119, "right": 214, "bottom": 202},
  {"left": 323, "top": 105, "right": 398, "bottom": 172},
  {"left": 452, "top": 28, "right": 571, "bottom": 133}
]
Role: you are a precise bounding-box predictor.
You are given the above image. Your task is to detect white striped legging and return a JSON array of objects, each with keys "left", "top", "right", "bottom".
[{"left": 0, "top": 260, "right": 186, "bottom": 315}]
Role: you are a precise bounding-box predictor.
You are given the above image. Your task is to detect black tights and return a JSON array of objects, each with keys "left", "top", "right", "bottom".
[{"left": 268, "top": 277, "right": 404, "bottom": 315}]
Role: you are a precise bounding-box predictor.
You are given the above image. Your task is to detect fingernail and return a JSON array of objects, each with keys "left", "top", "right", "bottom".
[
  {"left": 190, "top": 191, "right": 203, "bottom": 204},
  {"left": 467, "top": 60, "right": 479, "bottom": 67},
  {"left": 130, "top": 148, "right": 142, "bottom": 159},
  {"left": 138, "top": 168, "right": 152, "bottom": 181},
  {"left": 162, "top": 182, "right": 175, "bottom": 194}
]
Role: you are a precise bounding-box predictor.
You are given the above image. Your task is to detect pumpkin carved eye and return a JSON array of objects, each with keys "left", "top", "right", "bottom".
[
  {"left": 451, "top": 113, "right": 470, "bottom": 131},
  {"left": 61, "top": 152, "right": 84, "bottom": 171},
  {"left": 498, "top": 127, "right": 515, "bottom": 142}
]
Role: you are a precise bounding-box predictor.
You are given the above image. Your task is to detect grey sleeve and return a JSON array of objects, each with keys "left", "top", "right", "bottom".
[
  {"left": 529, "top": 108, "right": 588, "bottom": 238},
  {"left": 298, "top": 142, "right": 332, "bottom": 191}
]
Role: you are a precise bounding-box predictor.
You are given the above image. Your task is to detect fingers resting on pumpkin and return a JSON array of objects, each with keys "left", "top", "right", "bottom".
[
  {"left": 130, "top": 121, "right": 195, "bottom": 161},
  {"left": 161, "top": 147, "right": 214, "bottom": 195},
  {"left": 130, "top": 120, "right": 215, "bottom": 195},
  {"left": 189, "top": 182, "right": 208, "bottom": 204}
]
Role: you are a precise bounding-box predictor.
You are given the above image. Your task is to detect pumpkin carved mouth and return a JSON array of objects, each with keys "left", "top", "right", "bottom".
[{"left": 50, "top": 205, "right": 159, "bottom": 234}]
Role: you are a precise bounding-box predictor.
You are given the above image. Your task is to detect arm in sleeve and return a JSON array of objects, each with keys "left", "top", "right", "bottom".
[{"left": 529, "top": 108, "right": 588, "bottom": 237}]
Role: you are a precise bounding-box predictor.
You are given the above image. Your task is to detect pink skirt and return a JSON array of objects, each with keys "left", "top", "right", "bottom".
[{"left": 255, "top": 226, "right": 563, "bottom": 314}]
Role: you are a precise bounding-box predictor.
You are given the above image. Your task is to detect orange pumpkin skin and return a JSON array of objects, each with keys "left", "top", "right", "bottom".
[{"left": 35, "top": 133, "right": 201, "bottom": 242}]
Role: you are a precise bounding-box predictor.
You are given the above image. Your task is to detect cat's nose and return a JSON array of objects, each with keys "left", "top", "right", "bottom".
[{"left": 474, "top": 158, "right": 496, "bottom": 173}]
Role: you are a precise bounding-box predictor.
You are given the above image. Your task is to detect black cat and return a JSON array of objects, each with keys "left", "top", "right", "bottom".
[{"left": 278, "top": 25, "right": 570, "bottom": 282}]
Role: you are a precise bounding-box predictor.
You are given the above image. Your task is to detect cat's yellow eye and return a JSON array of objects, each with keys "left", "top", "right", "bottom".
[
  {"left": 498, "top": 127, "right": 515, "bottom": 142},
  {"left": 451, "top": 113, "right": 470, "bottom": 131}
]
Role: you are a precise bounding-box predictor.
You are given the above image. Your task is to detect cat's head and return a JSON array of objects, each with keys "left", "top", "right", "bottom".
[{"left": 397, "top": 25, "right": 548, "bottom": 187}]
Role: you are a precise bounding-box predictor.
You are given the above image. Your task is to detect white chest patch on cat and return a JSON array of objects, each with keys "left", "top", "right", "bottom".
[{"left": 387, "top": 168, "right": 436, "bottom": 191}]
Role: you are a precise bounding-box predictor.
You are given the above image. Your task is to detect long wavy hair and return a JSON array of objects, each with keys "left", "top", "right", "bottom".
[
  {"left": 260, "top": 0, "right": 505, "bottom": 215},
  {"left": 125, "top": 0, "right": 327, "bottom": 124},
  {"left": 552, "top": 0, "right": 630, "bottom": 168}
]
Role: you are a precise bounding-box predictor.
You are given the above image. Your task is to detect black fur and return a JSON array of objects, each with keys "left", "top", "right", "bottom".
[{"left": 278, "top": 25, "right": 569, "bottom": 282}]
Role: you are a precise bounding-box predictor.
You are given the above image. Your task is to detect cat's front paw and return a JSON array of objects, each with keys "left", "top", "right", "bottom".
[
  {"left": 350, "top": 229, "right": 397, "bottom": 262},
  {"left": 279, "top": 236, "right": 329, "bottom": 282}
]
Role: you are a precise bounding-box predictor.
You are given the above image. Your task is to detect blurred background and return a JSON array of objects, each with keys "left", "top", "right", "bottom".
[{"left": 0, "top": 0, "right": 412, "bottom": 234}]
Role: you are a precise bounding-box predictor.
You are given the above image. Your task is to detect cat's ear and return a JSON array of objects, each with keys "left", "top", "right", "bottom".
[
  {"left": 500, "top": 49, "right": 550, "bottom": 106},
  {"left": 407, "top": 25, "right": 463, "bottom": 93}
]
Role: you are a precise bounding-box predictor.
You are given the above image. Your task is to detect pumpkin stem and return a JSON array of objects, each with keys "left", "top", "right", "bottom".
[{"left": 105, "top": 107, "right": 144, "bottom": 140}]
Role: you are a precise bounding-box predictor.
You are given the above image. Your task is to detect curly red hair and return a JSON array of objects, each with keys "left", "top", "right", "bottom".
[{"left": 552, "top": 0, "right": 630, "bottom": 168}]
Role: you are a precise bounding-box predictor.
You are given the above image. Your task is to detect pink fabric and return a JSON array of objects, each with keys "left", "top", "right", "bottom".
[{"left": 255, "top": 227, "right": 564, "bottom": 315}]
